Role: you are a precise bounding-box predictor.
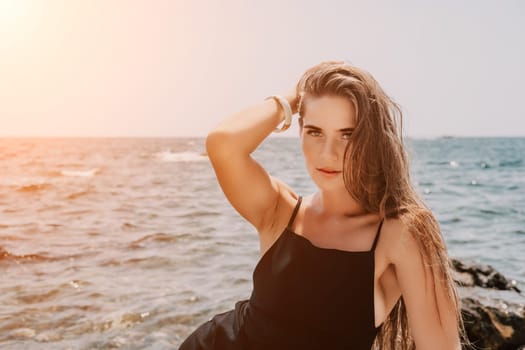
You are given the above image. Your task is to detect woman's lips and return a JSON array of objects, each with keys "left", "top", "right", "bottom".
[{"left": 317, "top": 168, "right": 341, "bottom": 176}]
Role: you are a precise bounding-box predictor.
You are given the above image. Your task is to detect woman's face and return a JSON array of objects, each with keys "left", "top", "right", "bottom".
[{"left": 300, "top": 95, "right": 357, "bottom": 191}]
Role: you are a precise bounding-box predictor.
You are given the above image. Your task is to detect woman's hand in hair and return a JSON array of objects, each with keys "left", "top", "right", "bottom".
[{"left": 282, "top": 88, "right": 300, "bottom": 115}]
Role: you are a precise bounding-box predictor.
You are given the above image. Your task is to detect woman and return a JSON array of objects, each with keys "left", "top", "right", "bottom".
[{"left": 179, "top": 61, "right": 470, "bottom": 349}]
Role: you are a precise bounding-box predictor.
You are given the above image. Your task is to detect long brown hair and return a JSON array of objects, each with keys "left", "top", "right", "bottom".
[{"left": 295, "top": 61, "right": 472, "bottom": 349}]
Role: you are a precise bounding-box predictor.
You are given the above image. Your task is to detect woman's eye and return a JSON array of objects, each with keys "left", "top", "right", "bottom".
[
  {"left": 307, "top": 130, "right": 321, "bottom": 137},
  {"left": 342, "top": 133, "right": 353, "bottom": 140}
]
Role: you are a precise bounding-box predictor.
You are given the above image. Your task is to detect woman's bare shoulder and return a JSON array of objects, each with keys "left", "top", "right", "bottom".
[
  {"left": 382, "top": 209, "right": 435, "bottom": 265},
  {"left": 380, "top": 216, "right": 412, "bottom": 265}
]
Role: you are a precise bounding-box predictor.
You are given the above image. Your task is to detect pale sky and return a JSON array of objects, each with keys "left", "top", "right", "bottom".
[{"left": 1, "top": 0, "right": 524, "bottom": 138}]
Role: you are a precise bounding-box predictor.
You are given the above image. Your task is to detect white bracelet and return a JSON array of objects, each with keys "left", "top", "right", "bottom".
[{"left": 265, "top": 95, "right": 292, "bottom": 133}]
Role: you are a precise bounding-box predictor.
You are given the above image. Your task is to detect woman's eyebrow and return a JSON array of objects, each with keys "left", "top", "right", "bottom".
[{"left": 303, "top": 124, "right": 355, "bottom": 132}]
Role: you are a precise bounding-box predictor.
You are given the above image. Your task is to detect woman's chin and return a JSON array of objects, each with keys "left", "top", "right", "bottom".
[{"left": 312, "top": 178, "right": 345, "bottom": 191}]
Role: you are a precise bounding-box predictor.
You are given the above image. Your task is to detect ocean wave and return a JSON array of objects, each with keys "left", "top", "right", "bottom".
[
  {"left": 99, "top": 256, "right": 173, "bottom": 268},
  {"left": 121, "top": 222, "right": 139, "bottom": 231},
  {"left": 0, "top": 246, "right": 88, "bottom": 264},
  {"left": 425, "top": 160, "right": 460, "bottom": 167},
  {"left": 61, "top": 168, "right": 100, "bottom": 177},
  {"left": 129, "top": 232, "right": 191, "bottom": 249},
  {"left": 176, "top": 210, "right": 222, "bottom": 218},
  {"left": 425, "top": 161, "right": 451, "bottom": 165},
  {"left": 0, "top": 246, "right": 55, "bottom": 263},
  {"left": 66, "top": 189, "right": 93, "bottom": 200},
  {"left": 479, "top": 208, "right": 519, "bottom": 216},
  {"left": 0, "top": 152, "right": 18, "bottom": 160},
  {"left": 499, "top": 159, "right": 522, "bottom": 168},
  {"left": 441, "top": 217, "right": 462, "bottom": 224},
  {"left": 478, "top": 161, "right": 491, "bottom": 169},
  {"left": 154, "top": 151, "right": 207, "bottom": 163},
  {"left": 16, "top": 183, "right": 52, "bottom": 193},
  {"left": 0, "top": 234, "right": 27, "bottom": 240},
  {"left": 16, "top": 288, "right": 62, "bottom": 304}
]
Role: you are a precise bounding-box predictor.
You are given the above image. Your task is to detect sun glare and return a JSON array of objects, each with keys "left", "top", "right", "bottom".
[
  {"left": 0, "top": 0, "right": 29, "bottom": 31},
  {"left": 0, "top": 0, "right": 42, "bottom": 52}
]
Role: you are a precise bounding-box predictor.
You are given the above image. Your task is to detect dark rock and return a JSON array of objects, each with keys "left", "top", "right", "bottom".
[
  {"left": 452, "top": 258, "right": 521, "bottom": 293},
  {"left": 461, "top": 297, "right": 525, "bottom": 350},
  {"left": 451, "top": 258, "right": 525, "bottom": 349}
]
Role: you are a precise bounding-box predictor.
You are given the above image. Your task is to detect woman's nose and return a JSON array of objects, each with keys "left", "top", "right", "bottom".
[{"left": 321, "top": 139, "right": 340, "bottom": 161}]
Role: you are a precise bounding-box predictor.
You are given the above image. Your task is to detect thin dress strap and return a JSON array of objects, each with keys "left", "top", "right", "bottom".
[
  {"left": 370, "top": 219, "right": 384, "bottom": 252},
  {"left": 286, "top": 196, "right": 303, "bottom": 229}
]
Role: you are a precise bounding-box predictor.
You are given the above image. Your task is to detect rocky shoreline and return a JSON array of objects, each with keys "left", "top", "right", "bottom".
[{"left": 451, "top": 258, "right": 525, "bottom": 350}]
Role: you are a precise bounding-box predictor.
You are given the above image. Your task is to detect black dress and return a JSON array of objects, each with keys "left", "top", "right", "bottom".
[{"left": 179, "top": 196, "right": 384, "bottom": 350}]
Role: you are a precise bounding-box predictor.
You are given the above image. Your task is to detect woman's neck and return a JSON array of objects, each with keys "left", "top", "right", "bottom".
[{"left": 311, "top": 190, "right": 368, "bottom": 219}]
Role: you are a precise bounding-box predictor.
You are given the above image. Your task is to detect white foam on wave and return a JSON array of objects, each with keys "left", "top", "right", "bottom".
[
  {"left": 61, "top": 168, "right": 100, "bottom": 177},
  {"left": 155, "top": 151, "right": 207, "bottom": 163}
]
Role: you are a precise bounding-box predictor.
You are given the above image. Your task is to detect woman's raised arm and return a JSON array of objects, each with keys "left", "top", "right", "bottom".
[{"left": 205, "top": 92, "right": 298, "bottom": 234}]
